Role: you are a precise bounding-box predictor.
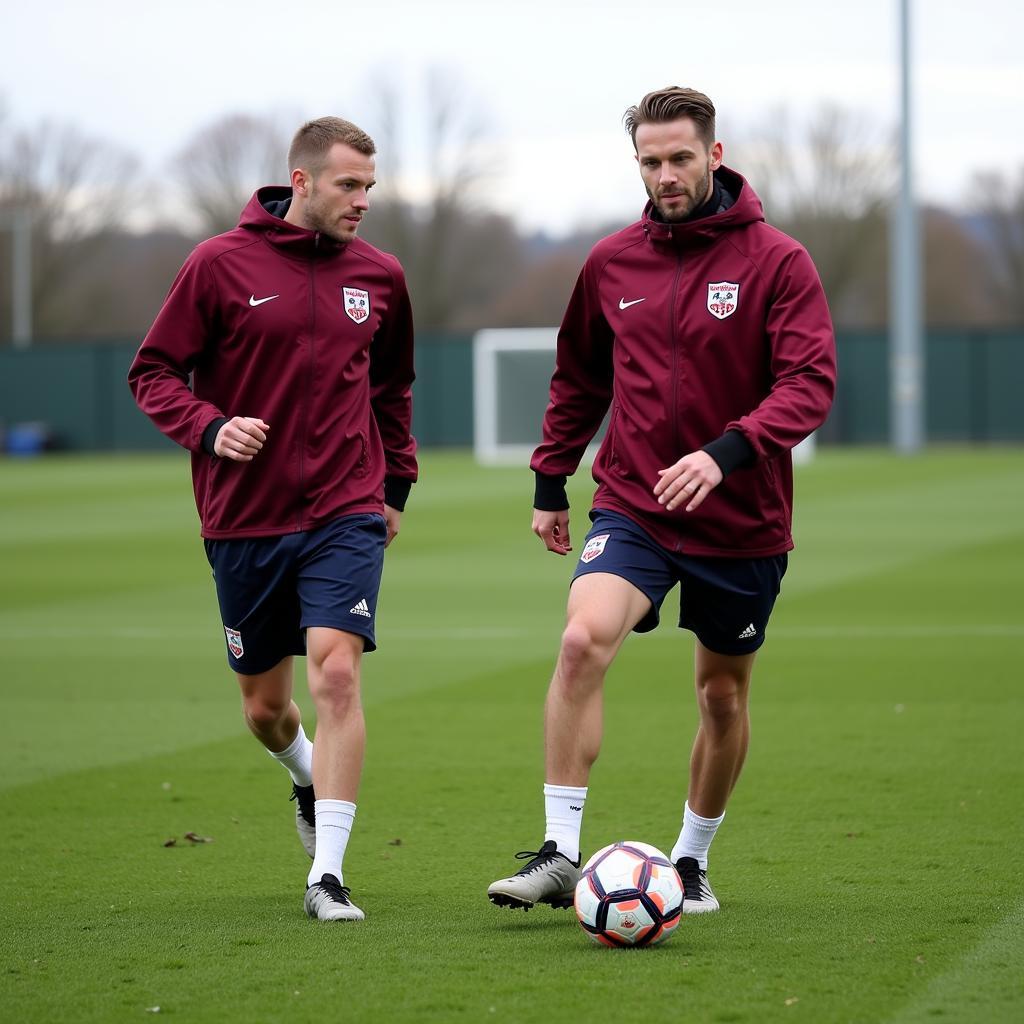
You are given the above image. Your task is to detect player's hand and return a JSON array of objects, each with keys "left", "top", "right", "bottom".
[
  {"left": 654, "top": 450, "right": 723, "bottom": 512},
  {"left": 214, "top": 417, "right": 270, "bottom": 462},
  {"left": 533, "top": 508, "right": 572, "bottom": 556},
  {"left": 383, "top": 504, "right": 401, "bottom": 548}
]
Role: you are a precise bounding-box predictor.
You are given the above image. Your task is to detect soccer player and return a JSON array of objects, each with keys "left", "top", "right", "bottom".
[
  {"left": 129, "top": 117, "right": 417, "bottom": 922},
  {"left": 487, "top": 87, "right": 836, "bottom": 914}
]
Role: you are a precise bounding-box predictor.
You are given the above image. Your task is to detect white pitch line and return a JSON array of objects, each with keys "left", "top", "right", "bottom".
[
  {"left": 632, "top": 624, "right": 1024, "bottom": 640},
  {"left": 881, "top": 898, "right": 1024, "bottom": 1024},
  {"left": 769, "top": 624, "right": 1024, "bottom": 639},
  {"left": 0, "top": 624, "right": 1021, "bottom": 641},
  {"left": 645, "top": 624, "right": 1024, "bottom": 640},
  {"left": 0, "top": 625, "right": 533, "bottom": 641}
]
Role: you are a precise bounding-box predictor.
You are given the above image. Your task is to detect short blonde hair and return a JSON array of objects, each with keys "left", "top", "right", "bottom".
[{"left": 288, "top": 117, "right": 376, "bottom": 175}]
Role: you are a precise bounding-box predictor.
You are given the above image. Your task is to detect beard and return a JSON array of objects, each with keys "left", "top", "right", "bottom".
[
  {"left": 300, "top": 187, "right": 358, "bottom": 242},
  {"left": 648, "top": 161, "right": 713, "bottom": 222}
]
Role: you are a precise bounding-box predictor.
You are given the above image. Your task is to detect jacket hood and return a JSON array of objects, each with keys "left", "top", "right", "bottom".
[
  {"left": 642, "top": 165, "right": 764, "bottom": 246},
  {"left": 237, "top": 186, "right": 348, "bottom": 257}
]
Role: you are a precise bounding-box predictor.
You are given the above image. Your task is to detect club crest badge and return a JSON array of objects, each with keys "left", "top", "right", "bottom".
[
  {"left": 225, "top": 627, "right": 243, "bottom": 659},
  {"left": 343, "top": 287, "right": 370, "bottom": 324},
  {"left": 707, "top": 281, "right": 740, "bottom": 320},
  {"left": 580, "top": 534, "right": 610, "bottom": 564}
]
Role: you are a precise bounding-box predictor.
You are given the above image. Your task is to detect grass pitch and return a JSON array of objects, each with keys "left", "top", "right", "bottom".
[{"left": 1, "top": 447, "right": 1022, "bottom": 1023}]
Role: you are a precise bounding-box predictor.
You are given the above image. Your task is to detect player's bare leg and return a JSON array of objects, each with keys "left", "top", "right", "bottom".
[
  {"left": 688, "top": 642, "right": 756, "bottom": 816},
  {"left": 302, "top": 627, "right": 366, "bottom": 921},
  {"left": 673, "top": 642, "right": 757, "bottom": 913},
  {"left": 544, "top": 573, "right": 652, "bottom": 787},
  {"left": 306, "top": 628, "right": 366, "bottom": 803},
  {"left": 488, "top": 573, "right": 650, "bottom": 910},
  {"left": 237, "top": 657, "right": 299, "bottom": 752},
  {"left": 237, "top": 658, "right": 316, "bottom": 858}
]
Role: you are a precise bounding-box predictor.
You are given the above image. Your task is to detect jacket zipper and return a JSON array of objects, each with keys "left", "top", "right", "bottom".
[
  {"left": 669, "top": 248, "right": 684, "bottom": 552},
  {"left": 299, "top": 233, "right": 319, "bottom": 531}
]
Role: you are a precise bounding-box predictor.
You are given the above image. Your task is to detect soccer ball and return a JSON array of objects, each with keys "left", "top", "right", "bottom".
[{"left": 574, "top": 840, "right": 683, "bottom": 947}]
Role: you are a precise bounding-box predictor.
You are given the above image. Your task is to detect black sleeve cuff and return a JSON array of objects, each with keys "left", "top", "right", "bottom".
[
  {"left": 201, "top": 417, "right": 229, "bottom": 456},
  {"left": 534, "top": 472, "right": 569, "bottom": 511},
  {"left": 702, "top": 429, "right": 755, "bottom": 478},
  {"left": 384, "top": 475, "right": 412, "bottom": 512}
]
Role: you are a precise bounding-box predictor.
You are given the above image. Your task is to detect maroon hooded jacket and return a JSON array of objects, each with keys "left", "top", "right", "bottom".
[
  {"left": 128, "top": 187, "right": 417, "bottom": 540},
  {"left": 532, "top": 167, "right": 835, "bottom": 557}
]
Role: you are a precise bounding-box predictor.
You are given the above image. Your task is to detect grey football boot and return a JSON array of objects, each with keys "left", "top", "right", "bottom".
[
  {"left": 674, "top": 856, "right": 720, "bottom": 913},
  {"left": 304, "top": 874, "right": 365, "bottom": 921},
  {"left": 290, "top": 783, "right": 316, "bottom": 859},
  {"left": 487, "top": 841, "right": 581, "bottom": 911}
]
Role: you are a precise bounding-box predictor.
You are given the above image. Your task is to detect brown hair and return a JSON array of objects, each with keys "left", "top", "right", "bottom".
[
  {"left": 287, "top": 117, "right": 376, "bottom": 176},
  {"left": 623, "top": 87, "right": 716, "bottom": 149}
]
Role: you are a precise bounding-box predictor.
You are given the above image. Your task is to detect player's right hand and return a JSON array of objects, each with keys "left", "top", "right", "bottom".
[
  {"left": 533, "top": 508, "right": 572, "bottom": 556},
  {"left": 214, "top": 417, "right": 270, "bottom": 462}
]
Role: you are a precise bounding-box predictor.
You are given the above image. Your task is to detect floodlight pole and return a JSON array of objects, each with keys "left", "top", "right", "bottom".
[
  {"left": 1, "top": 209, "right": 33, "bottom": 348},
  {"left": 890, "top": 0, "right": 924, "bottom": 452}
]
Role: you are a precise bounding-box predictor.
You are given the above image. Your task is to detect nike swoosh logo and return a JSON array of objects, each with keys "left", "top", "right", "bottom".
[
  {"left": 249, "top": 294, "right": 279, "bottom": 307},
  {"left": 619, "top": 297, "right": 645, "bottom": 310}
]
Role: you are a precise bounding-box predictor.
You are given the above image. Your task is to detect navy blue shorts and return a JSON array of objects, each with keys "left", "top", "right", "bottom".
[
  {"left": 572, "top": 509, "right": 787, "bottom": 656},
  {"left": 204, "top": 513, "right": 387, "bottom": 675}
]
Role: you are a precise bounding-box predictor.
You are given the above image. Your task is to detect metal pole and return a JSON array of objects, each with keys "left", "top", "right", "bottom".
[
  {"left": 12, "top": 209, "right": 33, "bottom": 348},
  {"left": 890, "top": 0, "right": 924, "bottom": 451}
]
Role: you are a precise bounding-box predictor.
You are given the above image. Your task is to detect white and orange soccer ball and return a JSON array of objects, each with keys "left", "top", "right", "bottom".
[{"left": 574, "top": 840, "right": 683, "bottom": 947}]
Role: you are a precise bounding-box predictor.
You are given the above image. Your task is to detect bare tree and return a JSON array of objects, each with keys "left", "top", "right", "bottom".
[
  {"left": 173, "top": 113, "right": 290, "bottom": 236},
  {"left": 0, "top": 111, "right": 141, "bottom": 338},
  {"left": 735, "top": 105, "right": 895, "bottom": 326},
  {"left": 485, "top": 248, "right": 588, "bottom": 328},
  {"left": 919, "top": 206, "right": 1002, "bottom": 326},
  {"left": 358, "top": 68, "right": 521, "bottom": 329},
  {"left": 970, "top": 167, "right": 1024, "bottom": 323}
]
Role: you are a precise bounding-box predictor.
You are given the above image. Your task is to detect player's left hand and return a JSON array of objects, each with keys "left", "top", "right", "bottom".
[
  {"left": 383, "top": 504, "right": 401, "bottom": 547},
  {"left": 654, "top": 451, "right": 723, "bottom": 512}
]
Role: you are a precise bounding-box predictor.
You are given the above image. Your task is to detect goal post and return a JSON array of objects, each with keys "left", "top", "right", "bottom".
[
  {"left": 792, "top": 432, "right": 816, "bottom": 464},
  {"left": 473, "top": 328, "right": 607, "bottom": 466}
]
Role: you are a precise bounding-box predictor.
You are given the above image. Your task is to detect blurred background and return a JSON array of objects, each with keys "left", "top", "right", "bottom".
[
  {"left": 4, "top": 8, "right": 1023, "bottom": 1016},
  {"left": 1, "top": 0, "right": 1022, "bottom": 452}
]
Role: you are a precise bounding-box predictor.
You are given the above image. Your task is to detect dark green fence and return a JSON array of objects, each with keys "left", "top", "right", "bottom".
[
  {"left": 0, "top": 334, "right": 475, "bottom": 453},
  {"left": 1, "top": 330, "right": 1021, "bottom": 452},
  {"left": 821, "top": 329, "right": 1024, "bottom": 445}
]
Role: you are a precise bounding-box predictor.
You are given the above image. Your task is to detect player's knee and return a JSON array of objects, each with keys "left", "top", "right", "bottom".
[
  {"left": 242, "top": 692, "right": 290, "bottom": 732},
  {"left": 309, "top": 649, "right": 360, "bottom": 713},
  {"left": 697, "top": 674, "right": 746, "bottom": 724},
  {"left": 559, "top": 620, "right": 612, "bottom": 680}
]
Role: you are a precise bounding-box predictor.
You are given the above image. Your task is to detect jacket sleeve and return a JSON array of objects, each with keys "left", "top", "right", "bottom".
[
  {"left": 370, "top": 265, "right": 418, "bottom": 510},
  {"left": 726, "top": 245, "right": 836, "bottom": 459},
  {"left": 530, "top": 259, "right": 615, "bottom": 479},
  {"left": 127, "top": 252, "right": 227, "bottom": 452}
]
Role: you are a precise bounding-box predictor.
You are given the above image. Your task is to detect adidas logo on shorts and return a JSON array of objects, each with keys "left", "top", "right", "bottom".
[
  {"left": 737, "top": 623, "right": 757, "bottom": 639},
  {"left": 350, "top": 598, "right": 371, "bottom": 618}
]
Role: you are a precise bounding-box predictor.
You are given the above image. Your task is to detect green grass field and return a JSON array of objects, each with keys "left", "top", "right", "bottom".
[{"left": 1, "top": 448, "right": 1022, "bottom": 1023}]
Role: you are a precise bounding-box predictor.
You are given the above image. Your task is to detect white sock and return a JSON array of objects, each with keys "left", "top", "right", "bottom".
[
  {"left": 267, "top": 725, "right": 313, "bottom": 787},
  {"left": 543, "top": 783, "right": 588, "bottom": 863},
  {"left": 670, "top": 801, "right": 725, "bottom": 870},
  {"left": 307, "top": 799, "right": 356, "bottom": 887}
]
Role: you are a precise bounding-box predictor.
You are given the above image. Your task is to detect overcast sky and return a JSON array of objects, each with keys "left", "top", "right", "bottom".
[{"left": 3, "top": 0, "right": 1023, "bottom": 234}]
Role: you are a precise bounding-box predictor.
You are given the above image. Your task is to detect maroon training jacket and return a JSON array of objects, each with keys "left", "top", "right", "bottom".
[
  {"left": 532, "top": 167, "right": 836, "bottom": 557},
  {"left": 128, "top": 187, "right": 417, "bottom": 540}
]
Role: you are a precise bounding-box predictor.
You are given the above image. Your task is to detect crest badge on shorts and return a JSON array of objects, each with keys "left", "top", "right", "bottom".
[
  {"left": 225, "top": 627, "right": 244, "bottom": 659},
  {"left": 343, "top": 287, "right": 370, "bottom": 324},
  {"left": 580, "top": 533, "right": 610, "bottom": 564},
  {"left": 707, "top": 281, "right": 740, "bottom": 320}
]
